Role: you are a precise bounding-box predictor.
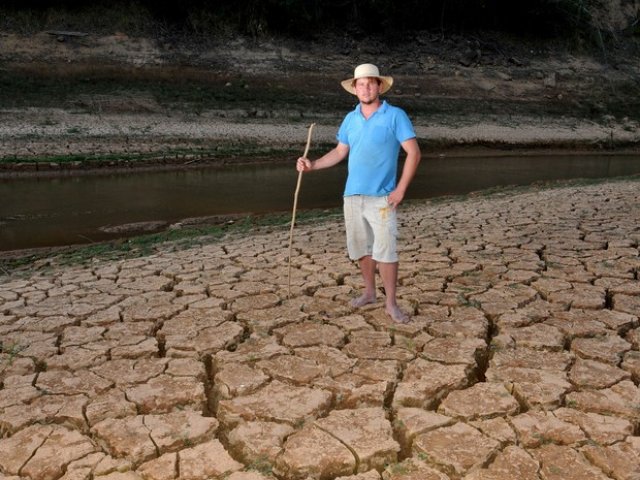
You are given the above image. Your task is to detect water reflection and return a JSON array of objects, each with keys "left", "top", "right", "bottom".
[{"left": 1, "top": 153, "right": 639, "bottom": 251}]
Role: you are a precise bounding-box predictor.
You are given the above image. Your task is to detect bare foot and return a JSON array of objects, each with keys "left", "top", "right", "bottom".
[
  {"left": 351, "top": 294, "right": 376, "bottom": 308},
  {"left": 386, "top": 304, "right": 411, "bottom": 324}
]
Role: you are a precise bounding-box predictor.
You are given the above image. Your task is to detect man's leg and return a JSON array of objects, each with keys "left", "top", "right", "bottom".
[
  {"left": 351, "top": 255, "right": 377, "bottom": 307},
  {"left": 378, "top": 261, "right": 410, "bottom": 323}
]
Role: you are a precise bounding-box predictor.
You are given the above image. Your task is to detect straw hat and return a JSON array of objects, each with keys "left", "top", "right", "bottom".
[{"left": 341, "top": 63, "right": 394, "bottom": 95}]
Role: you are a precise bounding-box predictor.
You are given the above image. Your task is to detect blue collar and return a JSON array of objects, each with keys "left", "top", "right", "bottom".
[{"left": 355, "top": 100, "right": 388, "bottom": 118}]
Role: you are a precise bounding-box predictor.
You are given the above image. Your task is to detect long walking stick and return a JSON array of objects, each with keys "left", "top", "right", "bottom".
[{"left": 288, "top": 123, "right": 315, "bottom": 298}]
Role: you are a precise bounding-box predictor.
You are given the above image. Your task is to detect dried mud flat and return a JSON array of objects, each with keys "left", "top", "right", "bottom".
[{"left": 1, "top": 177, "right": 640, "bottom": 480}]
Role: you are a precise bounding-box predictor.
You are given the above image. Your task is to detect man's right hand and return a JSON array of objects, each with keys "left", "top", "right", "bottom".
[{"left": 296, "top": 157, "right": 313, "bottom": 172}]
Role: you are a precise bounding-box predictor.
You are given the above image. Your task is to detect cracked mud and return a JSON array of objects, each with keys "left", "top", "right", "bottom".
[{"left": 1, "top": 179, "right": 639, "bottom": 480}]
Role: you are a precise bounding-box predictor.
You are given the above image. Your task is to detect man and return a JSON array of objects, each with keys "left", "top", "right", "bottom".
[{"left": 296, "top": 63, "right": 421, "bottom": 323}]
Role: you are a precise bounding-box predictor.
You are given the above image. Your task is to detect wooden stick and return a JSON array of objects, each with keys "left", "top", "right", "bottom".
[{"left": 288, "top": 123, "right": 315, "bottom": 298}]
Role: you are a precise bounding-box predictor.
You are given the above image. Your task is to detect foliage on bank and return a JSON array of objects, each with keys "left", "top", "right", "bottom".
[{"left": 1, "top": 0, "right": 637, "bottom": 43}]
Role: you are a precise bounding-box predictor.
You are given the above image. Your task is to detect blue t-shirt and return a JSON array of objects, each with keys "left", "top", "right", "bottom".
[{"left": 337, "top": 100, "right": 416, "bottom": 197}]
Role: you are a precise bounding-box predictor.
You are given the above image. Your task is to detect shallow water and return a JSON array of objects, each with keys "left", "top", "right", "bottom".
[{"left": 1, "top": 152, "right": 639, "bottom": 251}]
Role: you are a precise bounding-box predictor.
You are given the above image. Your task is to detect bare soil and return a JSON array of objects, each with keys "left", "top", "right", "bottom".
[{"left": 1, "top": 30, "right": 639, "bottom": 173}]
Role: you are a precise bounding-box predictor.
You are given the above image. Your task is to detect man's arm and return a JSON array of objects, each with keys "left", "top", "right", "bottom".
[
  {"left": 388, "top": 137, "right": 421, "bottom": 208},
  {"left": 297, "top": 142, "right": 349, "bottom": 172}
]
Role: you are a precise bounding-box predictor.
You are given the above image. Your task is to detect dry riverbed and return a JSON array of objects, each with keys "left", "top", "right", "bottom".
[{"left": 1, "top": 176, "right": 639, "bottom": 480}]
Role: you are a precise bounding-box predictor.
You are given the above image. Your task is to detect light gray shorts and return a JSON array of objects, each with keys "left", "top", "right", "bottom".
[{"left": 343, "top": 195, "right": 398, "bottom": 263}]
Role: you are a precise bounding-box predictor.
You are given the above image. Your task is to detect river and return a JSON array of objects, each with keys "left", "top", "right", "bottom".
[{"left": 1, "top": 152, "right": 639, "bottom": 251}]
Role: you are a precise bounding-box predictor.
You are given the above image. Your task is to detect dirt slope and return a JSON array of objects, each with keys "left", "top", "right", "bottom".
[{"left": 1, "top": 31, "right": 639, "bottom": 166}]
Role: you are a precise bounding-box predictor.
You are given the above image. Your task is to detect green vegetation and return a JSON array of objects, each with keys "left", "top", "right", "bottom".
[
  {"left": 0, "top": 207, "right": 342, "bottom": 274},
  {"left": 0, "top": 142, "right": 320, "bottom": 167},
  {"left": 0, "top": 343, "right": 27, "bottom": 373},
  {"left": 247, "top": 455, "right": 274, "bottom": 476},
  {"left": 0, "top": 2, "right": 156, "bottom": 36},
  {"left": 0, "top": 0, "right": 604, "bottom": 40}
]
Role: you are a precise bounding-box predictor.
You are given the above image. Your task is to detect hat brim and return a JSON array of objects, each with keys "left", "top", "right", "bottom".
[{"left": 341, "top": 76, "right": 394, "bottom": 95}]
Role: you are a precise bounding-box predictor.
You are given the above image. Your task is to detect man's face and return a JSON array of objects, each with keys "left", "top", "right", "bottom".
[{"left": 354, "top": 77, "right": 381, "bottom": 105}]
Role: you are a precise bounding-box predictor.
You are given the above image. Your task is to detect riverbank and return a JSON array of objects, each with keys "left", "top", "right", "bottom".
[
  {"left": 1, "top": 30, "right": 640, "bottom": 176},
  {"left": 1, "top": 108, "right": 639, "bottom": 179},
  {"left": 1, "top": 174, "right": 638, "bottom": 273},
  {"left": 1, "top": 29, "right": 640, "bottom": 261}
]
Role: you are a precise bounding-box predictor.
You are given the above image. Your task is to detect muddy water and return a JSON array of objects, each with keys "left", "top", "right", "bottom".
[{"left": 1, "top": 152, "right": 639, "bottom": 251}]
